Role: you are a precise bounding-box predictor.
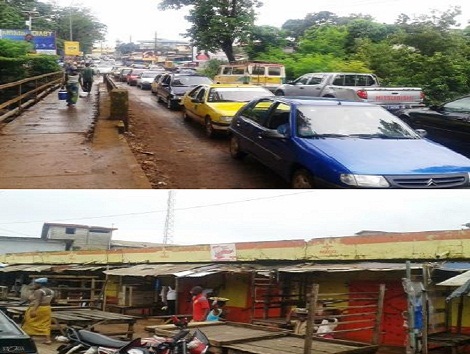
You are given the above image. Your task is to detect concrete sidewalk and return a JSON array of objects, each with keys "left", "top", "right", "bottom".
[{"left": 0, "top": 83, "right": 151, "bottom": 189}]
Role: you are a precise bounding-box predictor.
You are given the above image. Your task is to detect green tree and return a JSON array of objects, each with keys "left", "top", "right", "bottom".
[
  {"left": 0, "top": 38, "right": 32, "bottom": 57},
  {"left": 199, "top": 58, "right": 225, "bottom": 79},
  {"left": 244, "top": 25, "right": 287, "bottom": 60},
  {"left": 391, "top": 7, "right": 462, "bottom": 56},
  {"left": 158, "top": 0, "right": 262, "bottom": 62},
  {"left": 298, "top": 25, "right": 348, "bottom": 57},
  {"left": 116, "top": 42, "right": 140, "bottom": 55},
  {"left": 0, "top": 2, "right": 25, "bottom": 29},
  {"left": 345, "top": 19, "right": 397, "bottom": 53},
  {"left": 281, "top": 11, "right": 339, "bottom": 40},
  {"left": 53, "top": 6, "right": 107, "bottom": 54}
]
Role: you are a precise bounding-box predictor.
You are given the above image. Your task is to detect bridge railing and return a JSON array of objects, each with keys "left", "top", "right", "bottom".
[{"left": 0, "top": 71, "right": 63, "bottom": 123}]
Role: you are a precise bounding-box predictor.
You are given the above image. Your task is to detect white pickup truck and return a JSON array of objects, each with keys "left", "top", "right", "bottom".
[{"left": 274, "top": 72, "right": 424, "bottom": 112}]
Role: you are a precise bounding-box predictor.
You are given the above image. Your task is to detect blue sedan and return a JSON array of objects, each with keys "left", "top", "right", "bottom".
[{"left": 228, "top": 97, "right": 470, "bottom": 188}]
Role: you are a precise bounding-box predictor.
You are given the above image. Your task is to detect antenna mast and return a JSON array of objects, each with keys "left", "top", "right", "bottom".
[{"left": 163, "top": 191, "right": 175, "bottom": 244}]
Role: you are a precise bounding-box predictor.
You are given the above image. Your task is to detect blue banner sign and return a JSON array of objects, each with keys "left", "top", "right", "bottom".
[{"left": 0, "top": 29, "right": 56, "bottom": 54}]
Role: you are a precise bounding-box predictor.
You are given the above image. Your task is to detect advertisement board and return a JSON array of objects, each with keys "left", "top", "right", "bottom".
[
  {"left": 0, "top": 29, "right": 56, "bottom": 55},
  {"left": 64, "top": 41, "right": 81, "bottom": 56}
]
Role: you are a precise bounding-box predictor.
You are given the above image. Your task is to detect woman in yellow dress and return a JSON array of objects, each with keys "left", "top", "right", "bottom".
[{"left": 22, "top": 278, "right": 54, "bottom": 344}]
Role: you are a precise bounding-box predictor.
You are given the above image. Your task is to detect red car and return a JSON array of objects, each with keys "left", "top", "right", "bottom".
[{"left": 126, "top": 69, "right": 146, "bottom": 86}]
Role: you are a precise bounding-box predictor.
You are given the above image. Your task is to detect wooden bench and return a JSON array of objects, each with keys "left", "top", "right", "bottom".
[{"left": 427, "top": 332, "right": 470, "bottom": 354}]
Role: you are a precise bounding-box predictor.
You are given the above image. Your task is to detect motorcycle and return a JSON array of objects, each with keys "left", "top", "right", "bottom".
[
  {"left": 57, "top": 317, "right": 209, "bottom": 354},
  {"left": 145, "top": 316, "right": 209, "bottom": 354},
  {"left": 56, "top": 327, "right": 144, "bottom": 354}
]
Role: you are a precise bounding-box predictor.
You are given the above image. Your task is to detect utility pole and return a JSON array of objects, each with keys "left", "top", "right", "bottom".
[
  {"left": 69, "top": 8, "right": 73, "bottom": 40},
  {"left": 162, "top": 191, "right": 175, "bottom": 245},
  {"left": 154, "top": 31, "right": 158, "bottom": 61}
]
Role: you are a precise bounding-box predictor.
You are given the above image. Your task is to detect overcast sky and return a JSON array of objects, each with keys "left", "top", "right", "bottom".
[
  {"left": 0, "top": 190, "right": 468, "bottom": 245},
  {"left": 47, "top": 0, "right": 470, "bottom": 45}
]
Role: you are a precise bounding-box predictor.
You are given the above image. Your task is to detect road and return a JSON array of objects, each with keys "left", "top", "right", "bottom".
[{"left": 120, "top": 82, "right": 288, "bottom": 189}]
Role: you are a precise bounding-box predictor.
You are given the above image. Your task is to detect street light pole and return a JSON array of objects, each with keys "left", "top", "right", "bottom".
[
  {"left": 21, "top": 10, "right": 39, "bottom": 31},
  {"left": 69, "top": 8, "right": 73, "bottom": 40}
]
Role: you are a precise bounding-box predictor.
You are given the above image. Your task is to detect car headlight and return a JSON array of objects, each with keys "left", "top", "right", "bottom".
[
  {"left": 340, "top": 174, "right": 390, "bottom": 188},
  {"left": 220, "top": 116, "right": 233, "bottom": 123}
]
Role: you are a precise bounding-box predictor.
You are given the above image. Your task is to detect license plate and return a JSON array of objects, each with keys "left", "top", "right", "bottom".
[{"left": 384, "top": 105, "right": 404, "bottom": 111}]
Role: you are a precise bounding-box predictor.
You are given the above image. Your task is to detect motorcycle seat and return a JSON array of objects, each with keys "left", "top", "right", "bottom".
[{"left": 78, "top": 329, "right": 131, "bottom": 348}]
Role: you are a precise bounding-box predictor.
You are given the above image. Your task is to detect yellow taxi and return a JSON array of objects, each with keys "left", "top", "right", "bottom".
[{"left": 181, "top": 84, "right": 274, "bottom": 137}]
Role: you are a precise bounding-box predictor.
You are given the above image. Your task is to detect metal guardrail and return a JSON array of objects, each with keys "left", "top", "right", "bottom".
[
  {"left": 103, "top": 73, "right": 117, "bottom": 91},
  {"left": 0, "top": 71, "right": 63, "bottom": 123}
]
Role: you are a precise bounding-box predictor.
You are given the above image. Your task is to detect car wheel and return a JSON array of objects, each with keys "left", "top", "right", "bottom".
[
  {"left": 230, "top": 135, "right": 246, "bottom": 159},
  {"left": 205, "top": 117, "right": 216, "bottom": 138},
  {"left": 182, "top": 108, "right": 191, "bottom": 121},
  {"left": 291, "top": 169, "right": 315, "bottom": 188},
  {"left": 157, "top": 94, "right": 162, "bottom": 103},
  {"left": 275, "top": 90, "right": 285, "bottom": 96},
  {"left": 167, "top": 98, "right": 173, "bottom": 110}
]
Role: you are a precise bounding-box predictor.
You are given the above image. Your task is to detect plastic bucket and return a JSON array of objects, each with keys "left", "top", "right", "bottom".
[{"left": 58, "top": 90, "right": 68, "bottom": 100}]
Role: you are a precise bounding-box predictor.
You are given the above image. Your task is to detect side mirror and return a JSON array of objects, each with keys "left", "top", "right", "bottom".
[
  {"left": 429, "top": 105, "right": 441, "bottom": 111},
  {"left": 415, "top": 129, "right": 427, "bottom": 138}
]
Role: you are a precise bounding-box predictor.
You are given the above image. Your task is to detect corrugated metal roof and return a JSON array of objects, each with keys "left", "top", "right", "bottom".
[
  {"left": 103, "top": 263, "right": 274, "bottom": 277},
  {"left": 103, "top": 263, "right": 212, "bottom": 277},
  {"left": 277, "top": 262, "right": 423, "bottom": 273},
  {"left": 437, "top": 270, "right": 470, "bottom": 286},
  {"left": 0, "top": 264, "right": 54, "bottom": 272},
  {"left": 0, "top": 264, "right": 114, "bottom": 273}
]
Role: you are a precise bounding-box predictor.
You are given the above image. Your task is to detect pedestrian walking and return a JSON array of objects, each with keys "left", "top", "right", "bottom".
[
  {"left": 80, "top": 63, "right": 94, "bottom": 95},
  {"left": 190, "top": 286, "right": 210, "bottom": 322},
  {"left": 22, "top": 278, "right": 54, "bottom": 344},
  {"left": 63, "top": 64, "right": 80, "bottom": 106},
  {"left": 160, "top": 285, "right": 177, "bottom": 315}
]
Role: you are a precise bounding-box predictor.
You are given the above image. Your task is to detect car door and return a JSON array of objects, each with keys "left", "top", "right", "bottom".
[
  {"left": 151, "top": 74, "right": 163, "bottom": 93},
  {"left": 249, "top": 102, "right": 296, "bottom": 177},
  {"left": 158, "top": 74, "right": 171, "bottom": 100},
  {"left": 183, "top": 86, "right": 202, "bottom": 120},
  {"left": 189, "top": 87, "right": 207, "bottom": 124},
  {"left": 285, "top": 74, "right": 312, "bottom": 96},
  {"left": 409, "top": 97, "right": 470, "bottom": 156},
  {"left": 302, "top": 74, "right": 326, "bottom": 97},
  {"left": 232, "top": 98, "right": 275, "bottom": 154}
]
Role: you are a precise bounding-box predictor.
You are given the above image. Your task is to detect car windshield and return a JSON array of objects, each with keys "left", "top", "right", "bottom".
[
  {"left": 173, "top": 76, "right": 212, "bottom": 87},
  {"left": 296, "top": 105, "right": 419, "bottom": 139},
  {"left": 142, "top": 71, "right": 162, "bottom": 78},
  {"left": 0, "top": 312, "right": 22, "bottom": 335},
  {"left": 444, "top": 97, "right": 470, "bottom": 113},
  {"left": 208, "top": 87, "right": 273, "bottom": 102}
]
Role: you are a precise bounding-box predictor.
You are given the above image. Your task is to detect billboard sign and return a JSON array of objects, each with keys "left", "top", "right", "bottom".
[
  {"left": 64, "top": 41, "right": 81, "bottom": 56},
  {"left": 0, "top": 29, "right": 56, "bottom": 55}
]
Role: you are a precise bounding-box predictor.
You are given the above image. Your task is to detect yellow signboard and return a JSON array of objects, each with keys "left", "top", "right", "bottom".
[{"left": 64, "top": 41, "right": 80, "bottom": 56}]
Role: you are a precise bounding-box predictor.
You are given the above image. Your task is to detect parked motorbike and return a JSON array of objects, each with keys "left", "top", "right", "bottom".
[
  {"left": 144, "top": 316, "right": 209, "bottom": 354},
  {"left": 56, "top": 327, "right": 143, "bottom": 354},
  {"left": 57, "top": 317, "right": 209, "bottom": 354}
]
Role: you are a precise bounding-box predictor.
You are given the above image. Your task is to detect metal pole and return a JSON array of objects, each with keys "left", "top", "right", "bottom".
[{"left": 69, "top": 8, "right": 73, "bottom": 40}]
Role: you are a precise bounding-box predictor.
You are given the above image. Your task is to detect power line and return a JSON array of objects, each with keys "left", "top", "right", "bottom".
[{"left": 0, "top": 191, "right": 313, "bottom": 226}]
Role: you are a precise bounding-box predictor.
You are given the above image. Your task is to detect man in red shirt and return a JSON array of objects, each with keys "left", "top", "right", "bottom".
[{"left": 190, "top": 286, "right": 210, "bottom": 321}]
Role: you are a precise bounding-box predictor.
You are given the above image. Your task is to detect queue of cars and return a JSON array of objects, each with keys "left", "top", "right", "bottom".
[
  {"left": 181, "top": 84, "right": 274, "bottom": 137},
  {"left": 110, "top": 66, "right": 470, "bottom": 188}
]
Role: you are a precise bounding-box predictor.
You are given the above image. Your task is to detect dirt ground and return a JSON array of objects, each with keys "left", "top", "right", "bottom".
[{"left": 118, "top": 83, "right": 288, "bottom": 189}]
